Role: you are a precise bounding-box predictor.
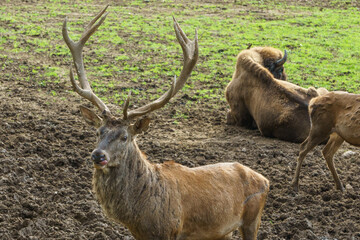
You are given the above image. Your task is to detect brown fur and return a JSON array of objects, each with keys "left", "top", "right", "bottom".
[
  {"left": 225, "top": 46, "right": 328, "bottom": 143},
  {"left": 65, "top": 8, "right": 269, "bottom": 238},
  {"left": 82, "top": 112, "right": 270, "bottom": 240},
  {"left": 291, "top": 91, "right": 360, "bottom": 192}
]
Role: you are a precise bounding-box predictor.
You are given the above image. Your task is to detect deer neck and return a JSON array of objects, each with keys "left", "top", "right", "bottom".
[{"left": 92, "top": 140, "right": 165, "bottom": 224}]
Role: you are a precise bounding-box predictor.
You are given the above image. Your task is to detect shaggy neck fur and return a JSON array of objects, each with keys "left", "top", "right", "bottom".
[{"left": 92, "top": 140, "right": 177, "bottom": 238}]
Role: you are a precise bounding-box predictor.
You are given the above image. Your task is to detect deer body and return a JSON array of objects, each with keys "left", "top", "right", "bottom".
[
  {"left": 291, "top": 91, "right": 360, "bottom": 191},
  {"left": 63, "top": 6, "right": 269, "bottom": 239},
  {"left": 93, "top": 142, "right": 269, "bottom": 239}
]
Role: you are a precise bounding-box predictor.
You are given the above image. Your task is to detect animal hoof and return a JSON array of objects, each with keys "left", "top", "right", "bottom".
[
  {"left": 337, "top": 185, "right": 345, "bottom": 192},
  {"left": 290, "top": 181, "right": 299, "bottom": 192}
]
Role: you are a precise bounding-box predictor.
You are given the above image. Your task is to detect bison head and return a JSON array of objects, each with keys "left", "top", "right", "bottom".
[{"left": 262, "top": 49, "right": 287, "bottom": 80}]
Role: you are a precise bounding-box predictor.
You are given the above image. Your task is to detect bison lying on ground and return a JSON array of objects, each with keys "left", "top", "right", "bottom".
[{"left": 225, "top": 46, "right": 328, "bottom": 143}]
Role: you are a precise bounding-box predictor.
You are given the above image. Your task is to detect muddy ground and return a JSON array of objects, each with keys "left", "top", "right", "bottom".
[{"left": 0, "top": 1, "right": 359, "bottom": 239}]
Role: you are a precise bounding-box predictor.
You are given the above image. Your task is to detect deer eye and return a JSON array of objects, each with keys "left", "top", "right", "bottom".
[{"left": 114, "top": 131, "right": 128, "bottom": 142}]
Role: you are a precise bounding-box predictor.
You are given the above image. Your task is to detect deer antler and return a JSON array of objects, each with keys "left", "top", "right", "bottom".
[
  {"left": 123, "top": 17, "right": 199, "bottom": 120},
  {"left": 64, "top": 7, "right": 198, "bottom": 120},
  {"left": 62, "top": 5, "right": 110, "bottom": 115}
]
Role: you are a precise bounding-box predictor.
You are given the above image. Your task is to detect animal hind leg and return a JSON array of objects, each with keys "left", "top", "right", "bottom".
[
  {"left": 239, "top": 208, "right": 263, "bottom": 240},
  {"left": 240, "top": 192, "right": 268, "bottom": 240},
  {"left": 291, "top": 127, "right": 331, "bottom": 191},
  {"left": 322, "top": 133, "right": 345, "bottom": 191},
  {"left": 240, "top": 219, "right": 260, "bottom": 240},
  {"left": 217, "top": 232, "right": 233, "bottom": 240},
  {"left": 226, "top": 102, "right": 254, "bottom": 128}
]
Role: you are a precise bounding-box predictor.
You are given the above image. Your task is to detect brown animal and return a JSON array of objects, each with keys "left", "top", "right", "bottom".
[
  {"left": 291, "top": 91, "right": 360, "bottom": 192},
  {"left": 225, "top": 46, "right": 328, "bottom": 143},
  {"left": 63, "top": 6, "right": 270, "bottom": 240}
]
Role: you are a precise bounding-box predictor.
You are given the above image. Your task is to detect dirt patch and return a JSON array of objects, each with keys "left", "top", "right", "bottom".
[{"left": 1, "top": 1, "right": 359, "bottom": 240}]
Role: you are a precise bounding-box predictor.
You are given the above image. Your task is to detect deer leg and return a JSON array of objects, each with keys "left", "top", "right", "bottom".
[
  {"left": 239, "top": 210, "right": 262, "bottom": 240},
  {"left": 239, "top": 192, "right": 267, "bottom": 240},
  {"left": 322, "top": 133, "right": 345, "bottom": 191},
  {"left": 218, "top": 232, "right": 233, "bottom": 240},
  {"left": 291, "top": 131, "right": 330, "bottom": 192}
]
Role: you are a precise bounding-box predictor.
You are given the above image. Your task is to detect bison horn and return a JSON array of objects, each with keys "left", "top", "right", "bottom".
[{"left": 275, "top": 50, "right": 287, "bottom": 66}]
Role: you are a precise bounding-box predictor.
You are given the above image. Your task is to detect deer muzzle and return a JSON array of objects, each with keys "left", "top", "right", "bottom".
[{"left": 91, "top": 149, "right": 109, "bottom": 166}]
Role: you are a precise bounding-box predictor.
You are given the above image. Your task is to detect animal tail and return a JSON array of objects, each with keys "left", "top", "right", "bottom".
[{"left": 308, "top": 95, "right": 327, "bottom": 120}]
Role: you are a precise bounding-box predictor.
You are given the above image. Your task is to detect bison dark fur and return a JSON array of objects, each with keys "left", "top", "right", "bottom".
[{"left": 225, "top": 46, "right": 328, "bottom": 143}]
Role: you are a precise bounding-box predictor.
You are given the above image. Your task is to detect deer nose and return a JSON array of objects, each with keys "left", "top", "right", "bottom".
[{"left": 91, "top": 149, "right": 106, "bottom": 163}]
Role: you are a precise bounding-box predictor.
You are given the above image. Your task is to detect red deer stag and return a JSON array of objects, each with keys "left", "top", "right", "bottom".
[
  {"left": 291, "top": 91, "right": 360, "bottom": 192},
  {"left": 63, "top": 6, "right": 270, "bottom": 240},
  {"left": 225, "top": 47, "right": 328, "bottom": 143}
]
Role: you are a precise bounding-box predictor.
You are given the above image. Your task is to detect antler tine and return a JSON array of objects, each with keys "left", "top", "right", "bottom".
[
  {"left": 124, "top": 77, "right": 176, "bottom": 120},
  {"left": 85, "top": 5, "right": 109, "bottom": 31},
  {"left": 125, "top": 18, "right": 198, "bottom": 120},
  {"left": 80, "top": 5, "right": 109, "bottom": 45},
  {"left": 172, "top": 17, "right": 198, "bottom": 96},
  {"left": 123, "top": 91, "right": 132, "bottom": 120},
  {"left": 63, "top": 6, "right": 110, "bottom": 114}
]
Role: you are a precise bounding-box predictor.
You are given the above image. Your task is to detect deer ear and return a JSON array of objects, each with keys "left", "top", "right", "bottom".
[
  {"left": 131, "top": 117, "right": 151, "bottom": 135},
  {"left": 79, "top": 106, "right": 102, "bottom": 127}
]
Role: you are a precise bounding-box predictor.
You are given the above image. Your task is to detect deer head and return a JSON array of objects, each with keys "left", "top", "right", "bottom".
[{"left": 63, "top": 6, "right": 198, "bottom": 169}]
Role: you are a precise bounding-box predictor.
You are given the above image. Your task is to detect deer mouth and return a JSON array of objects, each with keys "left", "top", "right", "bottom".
[
  {"left": 91, "top": 150, "right": 109, "bottom": 167},
  {"left": 93, "top": 159, "right": 109, "bottom": 169},
  {"left": 93, "top": 155, "right": 108, "bottom": 167},
  {"left": 95, "top": 159, "right": 108, "bottom": 166}
]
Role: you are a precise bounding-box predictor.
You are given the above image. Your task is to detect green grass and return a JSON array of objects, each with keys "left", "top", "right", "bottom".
[{"left": 0, "top": 1, "right": 359, "bottom": 113}]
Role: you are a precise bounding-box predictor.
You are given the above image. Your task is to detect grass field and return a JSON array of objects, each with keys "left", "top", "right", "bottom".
[{"left": 1, "top": 0, "right": 359, "bottom": 111}]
